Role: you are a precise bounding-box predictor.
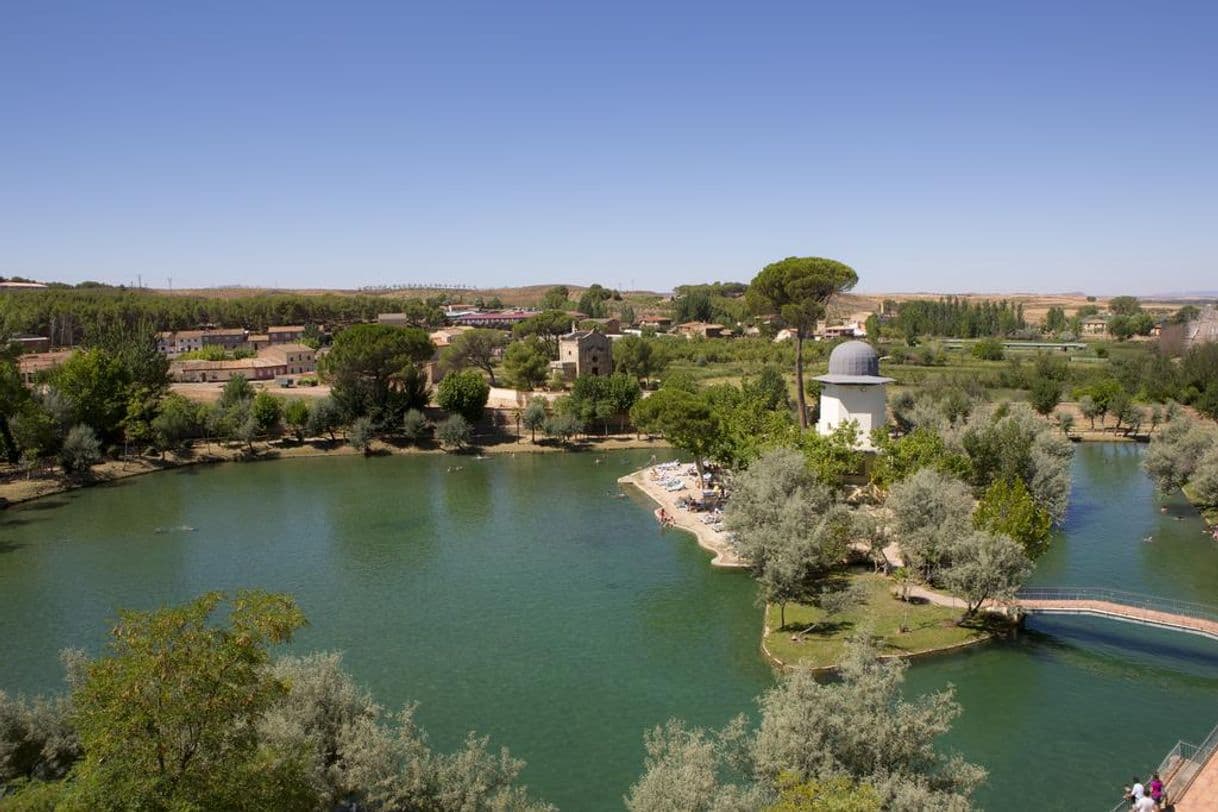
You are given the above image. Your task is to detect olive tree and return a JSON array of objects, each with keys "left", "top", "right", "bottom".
[
  {"left": 725, "top": 448, "right": 848, "bottom": 627},
  {"left": 60, "top": 424, "right": 101, "bottom": 476},
  {"left": 626, "top": 637, "right": 984, "bottom": 811},
  {"left": 885, "top": 469, "right": 974, "bottom": 583},
  {"left": 521, "top": 398, "right": 548, "bottom": 443},
  {"left": 401, "top": 408, "right": 429, "bottom": 443},
  {"left": 436, "top": 414, "right": 472, "bottom": 450},
  {"left": 1144, "top": 417, "right": 1215, "bottom": 492},
  {"left": 942, "top": 530, "right": 1031, "bottom": 619},
  {"left": 348, "top": 416, "right": 375, "bottom": 455}
]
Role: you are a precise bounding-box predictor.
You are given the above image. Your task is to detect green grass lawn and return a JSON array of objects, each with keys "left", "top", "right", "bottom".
[{"left": 763, "top": 572, "right": 989, "bottom": 669}]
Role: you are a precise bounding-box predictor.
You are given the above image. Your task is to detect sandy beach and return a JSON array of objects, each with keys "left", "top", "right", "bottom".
[{"left": 619, "top": 463, "right": 745, "bottom": 568}]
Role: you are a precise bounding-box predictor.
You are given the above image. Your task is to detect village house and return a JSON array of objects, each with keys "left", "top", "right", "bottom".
[
  {"left": 550, "top": 329, "right": 613, "bottom": 381},
  {"left": 17, "top": 350, "right": 73, "bottom": 385},
  {"left": 449, "top": 310, "right": 536, "bottom": 329},
  {"left": 637, "top": 316, "right": 672, "bottom": 331},
  {"left": 267, "top": 325, "right": 306, "bottom": 344},
  {"left": 170, "top": 357, "right": 287, "bottom": 383},
  {"left": 1080, "top": 315, "right": 1110, "bottom": 337},
  {"left": 675, "top": 321, "right": 725, "bottom": 339},
  {"left": 247, "top": 333, "right": 272, "bottom": 351},
  {"left": 258, "top": 343, "right": 316, "bottom": 375},
  {"left": 818, "top": 321, "right": 866, "bottom": 340},
  {"left": 11, "top": 334, "right": 51, "bottom": 354},
  {"left": 157, "top": 328, "right": 249, "bottom": 357},
  {"left": 428, "top": 326, "right": 474, "bottom": 348},
  {"left": 378, "top": 313, "right": 418, "bottom": 327}
]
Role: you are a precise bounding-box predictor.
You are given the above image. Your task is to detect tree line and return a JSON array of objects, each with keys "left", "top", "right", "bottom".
[
  {"left": 0, "top": 287, "right": 445, "bottom": 346},
  {"left": 894, "top": 298, "right": 1027, "bottom": 339}
]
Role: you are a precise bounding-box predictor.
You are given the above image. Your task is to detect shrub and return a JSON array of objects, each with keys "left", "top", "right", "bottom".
[
  {"left": 60, "top": 425, "right": 101, "bottom": 475},
  {"left": 348, "top": 416, "right": 374, "bottom": 455},
  {"left": 401, "top": 409, "right": 429, "bottom": 443},
  {"left": 435, "top": 414, "right": 471, "bottom": 450},
  {"left": 971, "top": 337, "right": 1005, "bottom": 361},
  {"left": 435, "top": 370, "right": 490, "bottom": 423}
]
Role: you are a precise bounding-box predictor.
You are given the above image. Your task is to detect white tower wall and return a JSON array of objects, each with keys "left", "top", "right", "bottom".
[{"left": 816, "top": 383, "right": 886, "bottom": 449}]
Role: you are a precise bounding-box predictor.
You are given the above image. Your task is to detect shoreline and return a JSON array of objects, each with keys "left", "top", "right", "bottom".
[
  {"left": 618, "top": 464, "right": 745, "bottom": 568},
  {"left": 0, "top": 434, "right": 671, "bottom": 509},
  {"left": 760, "top": 581, "right": 1003, "bottom": 672}
]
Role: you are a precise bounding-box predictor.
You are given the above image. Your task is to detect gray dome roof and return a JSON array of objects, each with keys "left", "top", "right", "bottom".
[{"left": 827, "top": 340, "right": 879, "bottom": 377}]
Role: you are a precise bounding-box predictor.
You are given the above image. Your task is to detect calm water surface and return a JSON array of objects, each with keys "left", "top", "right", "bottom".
[{"left": 1, "top": 444, "right": 1217, "bottom": 810}]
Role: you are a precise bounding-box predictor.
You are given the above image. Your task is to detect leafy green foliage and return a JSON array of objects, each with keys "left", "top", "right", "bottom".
[
  {"left": 282, "top": 399, "right": 311, "bottom": 442},
  {"left": 436, "top": 414, "right": 472, "bottom": 449},
  {"left": 436, "top": 369, "right": 491, "bottom": 423},
  {"left": 886, "top": 469, "right": 975, "bottom": 583},
  {"left": 1028, "top": 375, "right": 1061, "bottom": 415},
  {"left": 973, "top": 477, "right": 1054, "bottom": 559},
  {"left": 566, "top": 373, "right": 640, "bottom": 433},
  {"left": 511, "top": 310, "right": 572, "bottom": 356},
  {"left": 612, "top": 335, "right": 667, "bottom": 382},
  {"left": 59, "top": 425, "right": 101, "bottom": 476},
  {"left": 152, "top": 393, "right": 205, "bottom": 452},
  {"left": 539, "top": 286, "right": 569, "bottom": 310},
  {"left": 630, "top": 386, "right": 719, "bottom": 479},
  {"left": 764, "top": 773, "right": 881, "bottom": 811},
  {"left": 542, "top": 412, "right": 583, "bottom": 444},
  {"left": 943, "top": 531, "right": 1032, "bottom": 617},
  {"left": 503, "top": 336, "right": 551, "bottom": 390},
  {"left": 747, "top": 257, "right": 858, "bottom": 427},
  {"left": 725, "top": 449, "right": 848, "bottom": 626},
  {"left": 970, "top": 337, "right": 1004, "bottom": 361},
  {"left": 251, "top": 391, "right": 282, "bottom": 435},
  {"left": 46, "top": 349, "right": 128, "bottom": 442},
  {"left": 627, "top": 638, "right": 984, "bottom": 810},
  {"left": 401, "top": 408, "right": 429, "bottom": 443},
  {"left": 324, "top": 323, "right": 434, "bottom": 424},
  {"left": 521, "top": 398, "right": 548, "bottom": 442},
  {"left": 894, "top": 297, "right": 1026, "bottom": 338},
  {"left": 348, "top": 416, "right": 375, "bottom": 454},
  {"left": 1144, "top": 416, "right": 1215, "bottom": 492},
  {"left": 441, "top": 329, "right": 506, "bottom": 385},
  {"left": 870, "top": 427, "right": 969, "bottom": 490},
  {"left": 66, "top": 591, "right": 312, "bottom": 810},
  {"left": 306, "top": 397, "right": 341, "bottom": 442}
]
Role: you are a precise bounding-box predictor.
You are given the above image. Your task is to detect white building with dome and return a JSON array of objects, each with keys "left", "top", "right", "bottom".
[{"left": 814, "top": 340, "right": 892, "bottom": 450}]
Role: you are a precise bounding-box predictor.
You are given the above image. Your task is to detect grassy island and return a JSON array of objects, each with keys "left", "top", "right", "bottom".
[{"left": 762, "top": 573, "right": 990, "bottom": 670}]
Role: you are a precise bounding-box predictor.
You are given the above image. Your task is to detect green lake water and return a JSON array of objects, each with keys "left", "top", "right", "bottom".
[{"left": 2, "top": 444, "right": 1217, "bottom": 809}]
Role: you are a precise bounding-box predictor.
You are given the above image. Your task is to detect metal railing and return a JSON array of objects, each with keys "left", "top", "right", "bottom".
[
  {"left": 1107, "top": 718, "right": 1218, "bottom": 810},
  {"left": 1016, "top": 587, "right": 1218, "bottom": 625}
]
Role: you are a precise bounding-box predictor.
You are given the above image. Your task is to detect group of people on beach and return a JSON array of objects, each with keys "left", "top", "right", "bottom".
[{"left": 1124, "top": 773, "right": 1165, "bottom": 810}]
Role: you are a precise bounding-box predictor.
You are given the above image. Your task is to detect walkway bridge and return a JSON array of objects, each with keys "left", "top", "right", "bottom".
[
  {"left": 1008, "top": 588, "right": 1218, "bottom": 809},
  {"left": 1108, "top": 718, "right": 1218, "bottom": 811},
  {"left": 1014, "top": 587, "right": 1218, "bottom": 642}
]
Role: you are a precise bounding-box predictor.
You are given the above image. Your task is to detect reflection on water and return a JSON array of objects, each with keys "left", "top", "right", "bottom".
[
  {"left": 906, "top": 443, "right": 1218, "bottom": 810},
  {"left": 1, "top": 444, "right": 1216, "bottom": 810}
]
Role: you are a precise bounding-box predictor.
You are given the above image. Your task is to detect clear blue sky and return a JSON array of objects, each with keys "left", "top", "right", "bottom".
[{"left": 2, "top": 2, "right": 1215, "bottom": 294}]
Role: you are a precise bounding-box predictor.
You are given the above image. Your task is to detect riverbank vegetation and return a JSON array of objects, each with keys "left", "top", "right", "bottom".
[
  {"left": 1144, "top": 415, "right": 1218, "bottom": 525},
  {"left": 0, "top": 592, "right": 553, "bottom": 811},
  {"left": 627, "top": 635, "right": 984, "bottom": 811}
]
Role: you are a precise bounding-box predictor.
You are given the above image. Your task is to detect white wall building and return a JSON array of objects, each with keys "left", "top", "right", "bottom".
[{"left": 814, "top": 340, "right": 892, "bottom": 450}]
